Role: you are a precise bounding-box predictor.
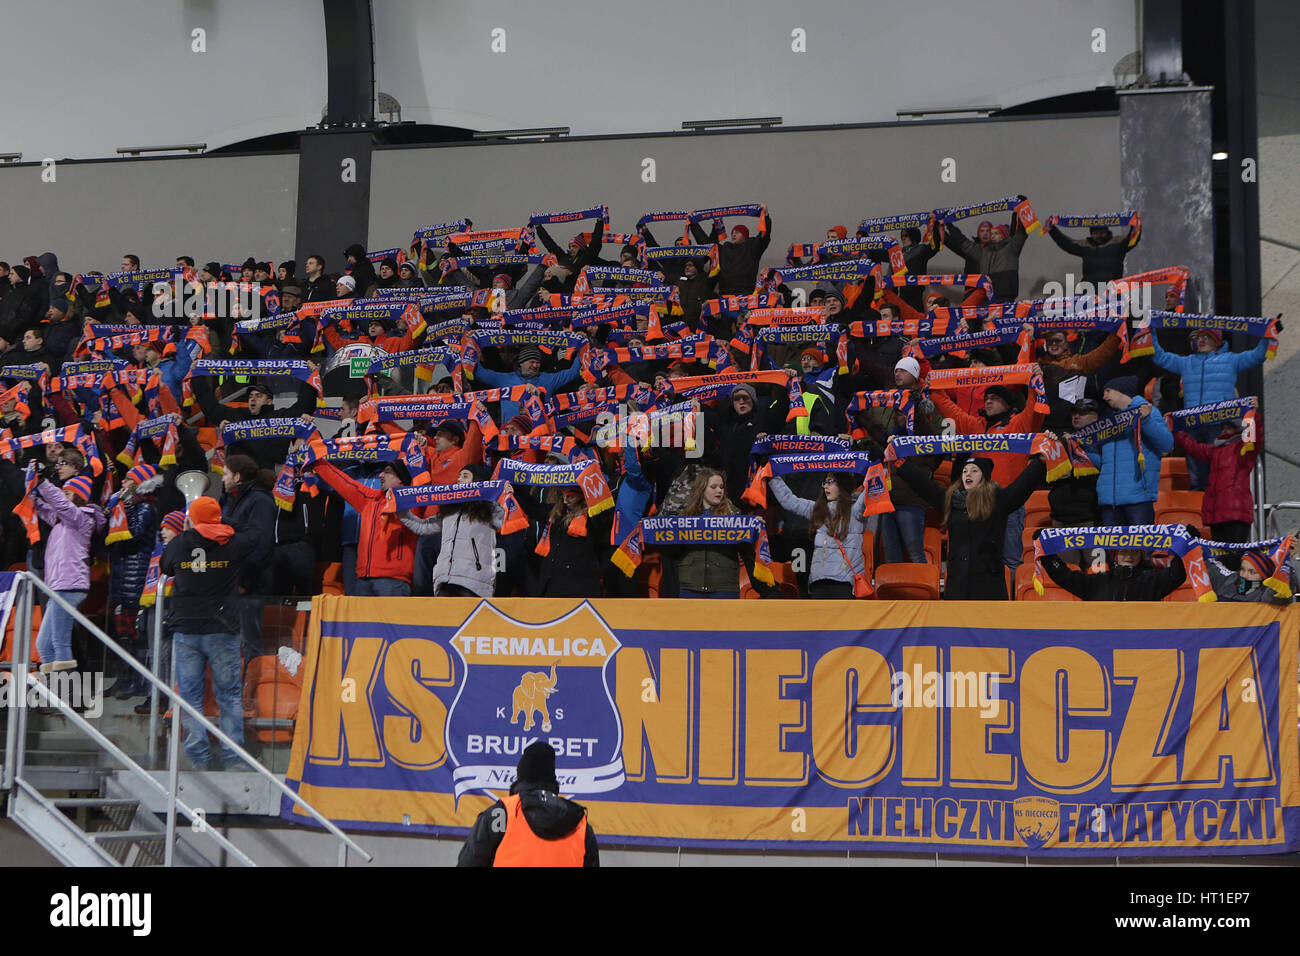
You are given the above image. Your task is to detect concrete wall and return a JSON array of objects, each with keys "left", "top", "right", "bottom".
[
  {"left": 370, "top": 114, "right": 1125, "bottom": 298},
  {"left": 374, "top": 0, "right": 1137, "bottom": 135},
  {"left": 0, "top": 152, "right": 299, "bottom": 274},
  {"left": 2, "top": 0, "right": 327, "bottom": 161}
]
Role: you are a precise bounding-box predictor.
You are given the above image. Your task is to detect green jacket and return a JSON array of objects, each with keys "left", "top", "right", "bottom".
[{"left": 676, "top": 546, "right": 741, "bottom": 594}]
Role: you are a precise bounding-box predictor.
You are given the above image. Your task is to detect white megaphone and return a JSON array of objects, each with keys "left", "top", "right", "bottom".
[{"left": 175, "top": 470, "right": 211, "bottom": 505}]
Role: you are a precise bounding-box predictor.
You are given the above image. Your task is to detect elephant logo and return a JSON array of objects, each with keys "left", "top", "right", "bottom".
[
  {"left": 511, "top": 661, "right": 559, "bottom": 732},
  {"left": 445, "top": 600, "right": 626, "bottom": 802}
]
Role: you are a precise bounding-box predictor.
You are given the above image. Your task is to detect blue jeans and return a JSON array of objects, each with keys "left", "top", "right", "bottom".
[
  {"left": 412, "top": 533, "right": 441, "bottom": 596},
  {"left": 354, "top": 577, "right": 411, "bottom": 597},
  {"left": 35, "top": 590, "right": 87, "bottom": 665},
  {"left": 879, "top": 506, "right": 926, "bottom": 564},
  {"left": 1100, "top": 502, "right": 1156, "bottom": 527},
  {"left": 1003, "top": 506, "right": 1026, "bottom": 571},
  {"left": 173, "top": 631, "right": 244, "bottom": 770}
]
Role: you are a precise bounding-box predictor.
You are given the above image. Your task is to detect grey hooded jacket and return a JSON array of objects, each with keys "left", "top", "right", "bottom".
[{"left": 768, "top": 477, "right": 866, "bottom": 585}]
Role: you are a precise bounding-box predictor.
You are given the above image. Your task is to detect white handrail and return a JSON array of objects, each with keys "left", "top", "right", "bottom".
[
  {"left": 21, "top": 573, "right": 372, "bottom": 864},
  {"left": 20, "top": 670, "right": 256, "bottom": 867}
]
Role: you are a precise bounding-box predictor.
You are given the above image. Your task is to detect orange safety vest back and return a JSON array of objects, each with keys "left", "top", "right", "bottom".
[{"left": 492, "top": 793, "right": 587, "bottom": 867}]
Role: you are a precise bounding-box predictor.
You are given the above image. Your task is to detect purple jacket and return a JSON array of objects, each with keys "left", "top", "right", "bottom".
[{"left": 33, "top": 479, "right": 105, "bottom": 592}]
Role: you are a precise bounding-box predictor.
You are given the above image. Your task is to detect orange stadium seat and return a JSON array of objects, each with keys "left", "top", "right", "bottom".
[
  {"left": 1160, "top": 456, "right": 1191, "bottom": 492},
  {"left": 874, "top": 563, "right": 940, "bottom": 601},
  {"left": 1024, "top": 489, "right": 1051, "bottom": 521},
  {"left": 740, "top": 562, "right": 800, "bottom": 599},
  {"left": 923, "top": 527, "right": 943, "bottom": 566},
  {"left": 243, "top": 655, "right": 303, "bottom": 743},
  {"left": 1155, "top": 490, "right": 1205, "bottom": 529},
  {"left": 640, "top": 552, "right": 663, "bottom": 599},
  {"left": 1014, "top": 562, "right": 1080, "bottom": 602},
  {"left": 318, "top": 562, "right": 344, "bottom": 596},
  {"left": 0, "top": 601, "right": 41, "bottom": 667}
]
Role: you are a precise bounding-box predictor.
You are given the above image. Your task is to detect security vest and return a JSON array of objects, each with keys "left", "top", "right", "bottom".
[
  {"left": 797, "top": 390, "right": 822, "bottom": 435},
  {"left": 492, "top": 793, "right": 587, "bottom": 867}
]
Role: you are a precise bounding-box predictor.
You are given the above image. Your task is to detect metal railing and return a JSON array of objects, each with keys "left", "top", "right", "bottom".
[{"left": 3, "top": 572, "right": 371, "bottom": 866}]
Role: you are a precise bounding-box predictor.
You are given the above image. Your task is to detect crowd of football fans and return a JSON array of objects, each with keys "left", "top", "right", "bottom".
[{"left": 0, "top": 198, "right": 1292, "bottom": 713}]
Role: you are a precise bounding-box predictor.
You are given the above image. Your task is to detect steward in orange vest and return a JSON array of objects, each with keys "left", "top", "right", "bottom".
[{"left": 457, "top": 741, "right": 599, "bottom": 867}]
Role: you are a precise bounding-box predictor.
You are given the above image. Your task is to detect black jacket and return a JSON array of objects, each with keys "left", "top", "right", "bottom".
[
  {"left": 536, "top": 221, "right": 606, "bottom": 293},
  {"left": 943, "top": 218, "right": 1027, "bottom": 301},
  {"left": 42, "top": 315, "right": 85, "bottom": 371},
  {"left": 696, "top": 216, "right": 773, "bottom": 296},
  {"left": 1047, "top": 226, "right": 1139, "bottom": 286},
  {"left": 1041, "top": 553, "right": 1185, "bottom": 601},
  {"left": 302, "top": 274, "right": 336, "bottom": 303},
  {"left": 458, "top": 783, "right": 599, "bottom": 867},
  {"left": 343, "top": 244, "right": 378, "bottom": 296},
  {"left": 0, "top": 283, "right": 41, "bottom": 341},
  {"left": 707, "top": 402, "right": 782, "bottom": 503},
  {"left": 194, "top": 378, "right": 317, "bottom": 468},
  {"left": 898, "top": 457, "right": 1045, "bottom": 600},
  {"left": 160, "top": 528, "right": 258, "bottom": 633},
  {"left": 1047, "top": 473, "right": 1099, "bottom": 527},
  {"left": 537, "top": 509, "right": 614, "bottom": 598},
  {"left": 220, "top": 479, "right": 277, "bottom": 592}
]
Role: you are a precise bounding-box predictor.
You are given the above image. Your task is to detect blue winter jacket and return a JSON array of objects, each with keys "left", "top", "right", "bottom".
[
  {"left": 472, "top": 358, "right": 582, "bottom": 421},
  {"left": 108, "top": 492, "right": 160, "bottom": 604},
  {"left": 1150, "top": 338, "right": 1268, "bottom": 407},
  {"left": 612, "top": 443, "right": 653, "bottom": 548},
  {"left": 158, "top": 338, "right": 199, "bottom": 407},
  {"left": 1088, "top": 396, "right": 1174, "bottom": 506}
]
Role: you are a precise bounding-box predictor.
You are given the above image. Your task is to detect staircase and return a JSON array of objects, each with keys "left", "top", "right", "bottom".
[
  {"left": 1, "top": 715, "right": 213, "bottom": 867},
  {"left": 1, "top": 572, "right": 370, "bottom": 867}
]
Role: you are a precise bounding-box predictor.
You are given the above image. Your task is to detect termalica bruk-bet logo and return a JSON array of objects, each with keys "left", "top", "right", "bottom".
[{"left": 445, "top": 601, "right": 625, "bottom": 803}]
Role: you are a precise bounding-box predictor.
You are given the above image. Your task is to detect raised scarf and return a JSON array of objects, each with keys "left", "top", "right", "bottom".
[
  {"left": 665, "top": 369, "right": 807, "bottom": 421},
  {"left": 495, "top": 457, "right": 613, "bottom": 517},
  {"left": 1196, "top": 535, "right": 1294, "bottom": 598},
  {"left": 381, "top": 480, "right": 527, "bottom": 535},
  {"left": 939, "top": 196, "right": 1040, "bottom": 234},
  {"left": 1034, "top": 524, "right": 1213, "bottom": 600},
  {"left": 612, "top": 514, "right": 775, "bottom": 585},
  {"left": 528, "top": 204, "right": 609, "bottom": 226},
  {"left": 1168, "top": 397, "right": 1258, "bottom": 454},
  {"left": 885, "top": 432, "right": 1070, "bottom": 482},
  {"left": 117, "top": 414, "right": 181, "bottom": 468},
  {"left": 743, "top": 451, "right": 893, "bottom": 516},
  {"left": 925, "top": 363, "right": 1049, "bottom": 413}
]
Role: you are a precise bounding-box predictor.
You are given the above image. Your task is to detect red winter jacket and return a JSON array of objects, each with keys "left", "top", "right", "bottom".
[
  {"left": 1174, "top": 431, "right": 1256, "bottom": 525},
  {"left": 313, "top": 461, "right": 416, "bottom": 583}
]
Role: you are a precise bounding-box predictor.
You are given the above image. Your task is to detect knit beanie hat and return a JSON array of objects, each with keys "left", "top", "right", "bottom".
[
  {"left": 62, "top": 475, "right": 93, "bottom": 503},
  {"left": 516, "top": 740, "right": 559, "bottom": 792},
  {"left": 1242, "top": 551, "right": 1275, "bottom": 581}
]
